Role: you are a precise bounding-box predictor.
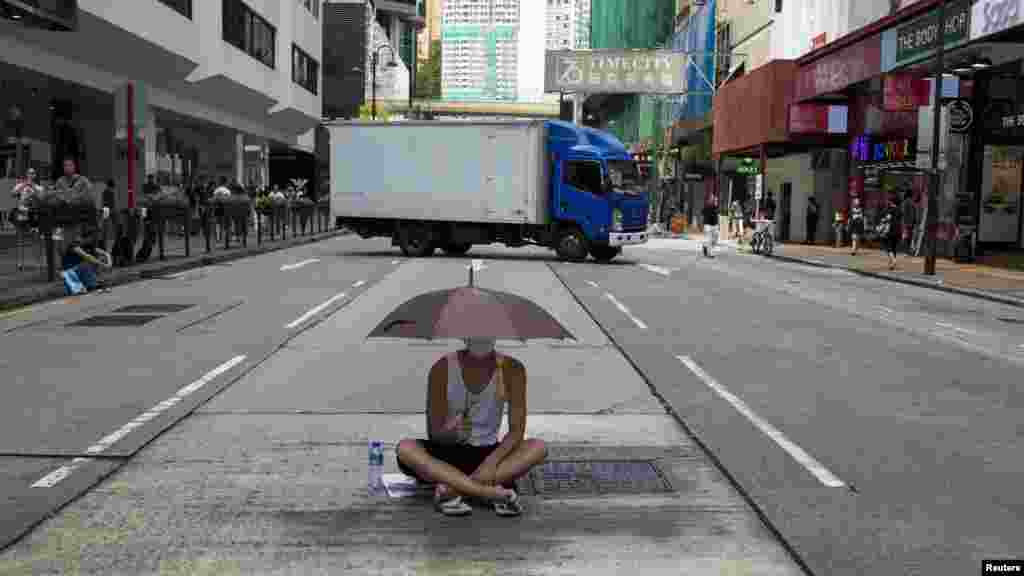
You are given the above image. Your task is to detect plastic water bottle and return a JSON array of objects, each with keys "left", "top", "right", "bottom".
[{"left": 368, "top": 441, "right": 384, "bottom": 495}]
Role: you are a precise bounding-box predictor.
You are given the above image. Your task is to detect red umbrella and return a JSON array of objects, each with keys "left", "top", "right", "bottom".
[{"left": 368, "top": 285, "right": 574, "bottom": 341}]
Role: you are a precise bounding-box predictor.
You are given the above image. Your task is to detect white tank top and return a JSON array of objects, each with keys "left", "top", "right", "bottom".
[{"left": 446, "top": 352, "right": 506, "bottom": 447}]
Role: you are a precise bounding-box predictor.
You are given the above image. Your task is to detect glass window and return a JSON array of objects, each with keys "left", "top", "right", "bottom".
[
  {"left": 223, "top": 0, "right": 276, "bottom": 69},
  {"left": 292, "top": 44, "right": 319, "bottom": 95},
  {"left": 564, "top": 161, "right": 604, "bottom": 196},
  {"left": 157, "top": 0, "right": 192, "bottom": 19}
]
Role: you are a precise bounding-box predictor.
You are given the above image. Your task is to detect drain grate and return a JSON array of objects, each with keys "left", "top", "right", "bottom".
[
  {"left": 528, "top": 460, "right": 672, "bottom": 496},
  {"left": 69, "top": 314, "right": 163, "bottom": 327},
  {"left": 113, "top": 304, "right": 194, "bottom": 314}
]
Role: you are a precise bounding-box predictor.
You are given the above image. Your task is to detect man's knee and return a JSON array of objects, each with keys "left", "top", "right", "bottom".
[
  {"left": 396, "top": 439, "right": 420, "bottom": 463},
  {"left": 526, "top": 438, "right": 548, "bottom": 463}
]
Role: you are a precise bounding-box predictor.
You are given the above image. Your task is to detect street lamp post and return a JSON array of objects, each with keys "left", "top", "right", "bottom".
[
  {"left": 925, "top": 0, "right": 947, "bottom": 275},
  {"left": 372, "top": 44, "right": 398, "bottom": 121}
]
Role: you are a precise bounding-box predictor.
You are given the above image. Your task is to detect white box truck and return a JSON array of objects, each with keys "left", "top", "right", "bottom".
[{"left": 327, "top": 119, "right": 649, "bottom": 262}]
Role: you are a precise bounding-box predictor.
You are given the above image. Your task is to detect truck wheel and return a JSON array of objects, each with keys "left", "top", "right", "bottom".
[
  {"left": 590, "top": 245, "right": 622, "bottom": 263},
  {"left": 442, "top": 243, "right": 472, "bottom": 256},
  {"left": 399, "top": 227, "right": 435, "bottom": 257},
  {"left": 556, "top": 228, "right": 588, "bottom": 262}
]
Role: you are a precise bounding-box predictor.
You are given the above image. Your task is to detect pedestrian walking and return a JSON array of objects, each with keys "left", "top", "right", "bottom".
[
  {"left": 849, "top": 197, "right": 865, "bottom": 255},
  {"left": 730, "top": 198, "right": 743, "bottom": 240},
  {"left": 702, "top": 195, "right": 720, "bottom": 258},
  {"left": 805, "top": 197, "right": 819, "bottom": 244},
  {"left": 880, "top": 194, "right": 903, "bottom": 270},
  {"left": 834, "top": 207, "right": 847, "bottom": 249},
  {"left": 901, "top": 190, "right": 917, "bottom": 255}
]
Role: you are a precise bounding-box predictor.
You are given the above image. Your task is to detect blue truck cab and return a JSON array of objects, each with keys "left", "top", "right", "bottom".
[{"left": 546, "top": 120, "right": 649, "bottom": 262}]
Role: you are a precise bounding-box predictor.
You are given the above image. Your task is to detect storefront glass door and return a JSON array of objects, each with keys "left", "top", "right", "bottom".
[{"left": 979, "top": 145, "right": 1023, "bottom": 245}]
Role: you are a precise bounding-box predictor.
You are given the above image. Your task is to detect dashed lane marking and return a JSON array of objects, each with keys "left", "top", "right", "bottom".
[
  {"left": 32, "top": 355, "right": 247, "bottom": 488},
  {"left": 677, "top": 355, "right": 847, "bottom": 489},
  {"left": 352, "top": 280, "right": 366, "bottom": 288},
  {"left": 279, "top": 258, "right": 320, "bottom": 271},
  {"left": 285, "top": 292, "right": 348, "bottom": 329},
  {"left": 392, "top": 260, "right": 401, "bottom": 265},
  {"left": 586, "top": 280, "right": 600, "bottom": 288},
  {"left": 639, "top": 264, "right": 673, "bottom": 276},
  {"left": 604, "top": 293, "right": 648, "bottom": 330}
]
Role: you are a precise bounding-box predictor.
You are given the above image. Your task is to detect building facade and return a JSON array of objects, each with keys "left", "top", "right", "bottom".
[
  {"left": 546, "top": 0, "right": 574, "bottom": 50},
  {"left": 440, "top": 0, "right": 519, "bottom": 101},
  {"left": 574, "top": 0, "right": 590, "bottom": 49},
  {"left": 1, "top": 0, "right": 322, "bottom": 211},
  {"left": 418, "top": 0, "right": 441, "bottom": 64}
]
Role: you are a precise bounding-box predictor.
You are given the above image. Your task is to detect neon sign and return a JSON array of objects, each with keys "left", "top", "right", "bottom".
[{"left": 851, "top": 136, "right": 915, "bottom": 163}]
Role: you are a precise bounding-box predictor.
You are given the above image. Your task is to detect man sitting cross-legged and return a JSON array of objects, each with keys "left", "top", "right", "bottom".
[{"left": 396, "top": 338, "right": 547, "bottom": 517}]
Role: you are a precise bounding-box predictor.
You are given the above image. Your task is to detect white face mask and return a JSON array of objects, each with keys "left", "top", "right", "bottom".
[{"left": 465, "top": 338, "right": 495, "bottom": 358}]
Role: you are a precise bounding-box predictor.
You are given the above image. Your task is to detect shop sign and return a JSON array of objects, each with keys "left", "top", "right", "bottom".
[
  {"left": 789, "top": 103, "right": 849, "bottom": 134},
  {"left": 736, "top": 158, "right": 761, "bottom": 175},
  {"left": 948, "top": 99, "right": 974, "bottom": 133},
  {"left": 883, "top": 74, "right": 931, "bottom": 111},
  {"left": 894, "top": 0, "right": 972, "bottom": 68},
  {"left": 971, "top": 0, "right": 1024, "bottom": 41},
  {"left": 795, "top": 36, "right": 882, "bottom": 101},
  {"left": 811, "top": 33, "right": 828, "bottom": 50},
  {"left": 851, "top": 136, "right": 917, "bottom": 164},
  {"left": 1000, "top": 112, "right": 1024, "bottom": 129}
]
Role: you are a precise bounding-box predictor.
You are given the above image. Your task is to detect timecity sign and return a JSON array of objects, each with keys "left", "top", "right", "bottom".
[{"left": 851, "top": 136, "right": 917, "bottom": 164}]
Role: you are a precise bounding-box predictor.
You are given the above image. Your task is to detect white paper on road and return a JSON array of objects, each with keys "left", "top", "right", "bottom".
[{"left": 382, "top": 473, "right": 429, "bottom": 498}]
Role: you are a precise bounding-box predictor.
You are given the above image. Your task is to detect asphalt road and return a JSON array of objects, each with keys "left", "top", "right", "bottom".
[
  {"left": 551, "top": 238, "right": 1024, "bottom": 576},
  {"left": 1, "top": 233, "right": 1020, "bottom": 574},
  {"left": 0, "top": 236, "right": 801, "bottom": 575}
]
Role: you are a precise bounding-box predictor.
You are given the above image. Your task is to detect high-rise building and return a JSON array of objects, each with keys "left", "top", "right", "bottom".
[
  {"left": 575, "top": 0, "right": 591, "bottom": 49},
  {"left": 545, "top": 0, "right": 590, "bottom": 51},
  {"left": 441, "top": 0, "right": 520, "bottom": 101},
  {"left": 418, "top": 0, "right": 442, "bottom": 64},
  {"left": 546, "top": 0, "right": 574, "bottom": 51}
]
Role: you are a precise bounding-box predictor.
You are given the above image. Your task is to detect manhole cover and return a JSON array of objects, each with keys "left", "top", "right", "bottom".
[
  {"left": 999, "top": 317, "right": 1024, "bottom": 325},
  {"left": 69, "top": 314, "right": 162, "bottom": 327},
  {"left": 528, "top": 460, "right": 672, "bottom": 496},
  {"left": 112, "top": 304, "right": 194, "bottom": 314}
]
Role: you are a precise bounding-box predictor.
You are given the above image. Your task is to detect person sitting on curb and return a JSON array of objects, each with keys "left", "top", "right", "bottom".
[
  {"left": 62, "top": 228, "right": 112, "bottom": 294},
  {"left": 396, "top": 337, "right": 547, "bottom": 517}
]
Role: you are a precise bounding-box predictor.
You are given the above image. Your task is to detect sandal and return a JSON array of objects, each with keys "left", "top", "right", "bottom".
[
  {"left": 493, "top": 490, "right": 523, "bottom": 517},
  {"left": 434, "top": 490, "right": 472, "bottom": 516}
]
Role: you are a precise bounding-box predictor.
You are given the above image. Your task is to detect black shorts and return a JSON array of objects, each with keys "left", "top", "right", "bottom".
[{"left": 396, "top": 439, "right": 513, "bottom": 488}]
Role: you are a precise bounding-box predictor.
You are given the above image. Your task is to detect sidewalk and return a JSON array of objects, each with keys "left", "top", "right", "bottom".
[
  {"left": 771, "top": 242, "right": 1024, "bottom": 308},
  {"left": 0, "top": 225, "right": 346, "bottom": 312}
]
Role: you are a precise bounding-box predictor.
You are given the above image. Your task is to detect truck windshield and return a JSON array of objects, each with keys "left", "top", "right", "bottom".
[{"left": 607, "top": 160, "right": 643, "bottom": 196}]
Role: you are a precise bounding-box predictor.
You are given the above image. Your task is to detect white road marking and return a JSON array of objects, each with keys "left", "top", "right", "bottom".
[
  {"left": 876, "top": 306, "right": 894, "bottom": 314},
  {"left": 285, "top": 292, "right": 348, "bottom": 329},
  {"left": 32, "top": 355, "right": 246, "bottom": 488},
  {"left": 392, "top": 260, "right": 401, "bottom": 265},
  {"left": 640, "top": 264, "right": 672, "bottom": 276},
  {"left": 936, "top": 322, "right": 955, "bottom": 329},
  {"left": 586, "top": 280, "right": 600, "bottom": 288},
  {"left": 677, "top": 355, "right": 847, "bottom": 489},
  {"left": 280, "top": 258, "right": 320, "bottom": 271},
  {"left": 604, "top": 293, "right": 648, "bottom": 330},
  {"left": 352, "top": 280, "right": 366, "bottom": 288}
]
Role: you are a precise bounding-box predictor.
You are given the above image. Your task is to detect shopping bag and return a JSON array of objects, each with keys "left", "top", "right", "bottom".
[{"left": 62, "top": 268, "right": 86, "bottom": 295}]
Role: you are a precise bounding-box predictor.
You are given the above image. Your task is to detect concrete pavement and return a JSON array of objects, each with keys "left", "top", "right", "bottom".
[
  {"left": 551, "top": 239, "right": 1024, "bottom": 575},
  {"left": 0, "top": 235, "right": 403, "bottom": 555},
  {"left": 0, "top": 242, "right": 802, "bottom": 575}
]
